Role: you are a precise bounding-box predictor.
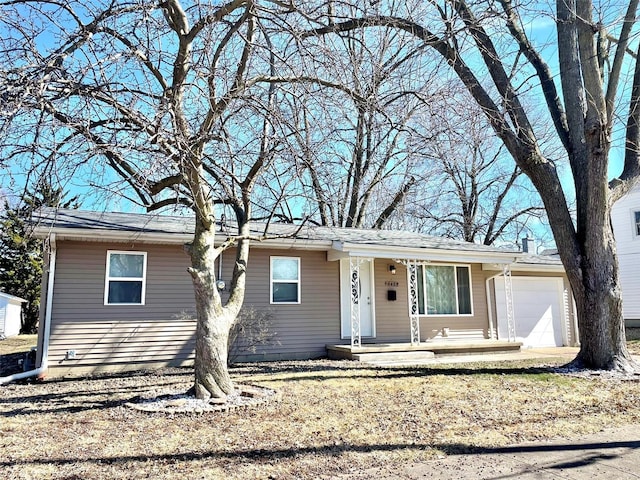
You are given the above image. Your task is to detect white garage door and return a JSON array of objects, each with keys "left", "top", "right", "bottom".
[{"left": 495, "top": 277, "right": 566, "bottom": 347}]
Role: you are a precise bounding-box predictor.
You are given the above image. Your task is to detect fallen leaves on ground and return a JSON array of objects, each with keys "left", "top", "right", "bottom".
[{"left": 2, "top": 358, "right": 640, "bottom": 479}]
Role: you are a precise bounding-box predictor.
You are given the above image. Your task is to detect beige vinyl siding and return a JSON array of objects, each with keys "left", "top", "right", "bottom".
[
  {"left": 48, "top": 241, "right": 197, "bottom": 375},
  {"left": 52, "top": 241, "right": 195, "bottom": 318},
  {"left": 373, "top": 261, "right": 490, "bottom": 342},
  {"left": 48, "top": 319, "right": 197, "bottom": 377},
  {"left": 230, "top": 248, "right": 341, "bottom": 361},
  {"left": 563, "top": 282, "right": 577, "bottom": 345},
  {"left": 47, "top": 241, "right": 342, "bottom": 375}
]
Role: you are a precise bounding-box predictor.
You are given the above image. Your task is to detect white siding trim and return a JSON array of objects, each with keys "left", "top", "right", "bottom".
[{"left": 630, "top": 209, "right": 640, "bottom": 241}]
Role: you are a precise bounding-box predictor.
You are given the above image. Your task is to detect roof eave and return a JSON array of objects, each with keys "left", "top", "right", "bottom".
[
  {"left": 511, "top": 263, "right": 566, "bottom": 273},
  {"left": 0, "top": 291, "right": 27, "bottom": 303},
  {"left": 331, "top": 241, "right": 520, "bottom": 264},
  {"left": 33, "top": 227, "right": 193, "bottom": 245},
  {"left": 33, "top": 226, "right": 333, "bottom": 250}
]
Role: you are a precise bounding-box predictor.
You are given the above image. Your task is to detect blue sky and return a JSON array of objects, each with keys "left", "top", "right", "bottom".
[{"left": 0, "top": 0, "right": 635, "bottom": 249}]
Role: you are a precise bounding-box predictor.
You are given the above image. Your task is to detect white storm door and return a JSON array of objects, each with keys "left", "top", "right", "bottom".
[{"left": 340, "top": 259, "right": 375, "bottom": 338}]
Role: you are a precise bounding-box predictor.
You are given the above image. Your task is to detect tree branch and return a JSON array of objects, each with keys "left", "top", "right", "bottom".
[
  {"left": 497, "top": 0, "right": 570, "bottom": 151},
  {"left": 372, "top": 176, "right": 416, "bottom": 229},
  {"left": 605, "top": 0, "right": 639, "bottom": 131}
]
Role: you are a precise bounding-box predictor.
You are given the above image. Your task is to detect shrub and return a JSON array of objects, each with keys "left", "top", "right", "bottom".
[{"left": 228, "top": 306, "right": 279, "bottom": 365}]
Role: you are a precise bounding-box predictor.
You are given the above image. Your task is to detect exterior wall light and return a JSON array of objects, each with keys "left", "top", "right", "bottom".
[{"left": 389, "top": 264, "right": 397, "bottom": 275}]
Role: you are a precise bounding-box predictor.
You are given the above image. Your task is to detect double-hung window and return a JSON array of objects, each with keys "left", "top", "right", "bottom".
[
  {"left": 416, "top": 264, "right": 472, "bottom": 315},
  {"left": 270, "top": 257, "right": 300, "bottom": 304},
  {"left": 105, "top": 251, "right": 147, "bottom": 305},
  {"left": 635, "top": 211, "right": 640, "bottom": 237}
]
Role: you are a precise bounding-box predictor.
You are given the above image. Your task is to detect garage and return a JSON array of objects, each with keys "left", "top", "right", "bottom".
[{"left": 494, "top": 277, "right": 567, "bottom": 347}]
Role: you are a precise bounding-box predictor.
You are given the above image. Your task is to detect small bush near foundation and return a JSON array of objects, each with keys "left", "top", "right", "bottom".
[{"left": 228, "top": 306, "right": 279, "bottom": 364}]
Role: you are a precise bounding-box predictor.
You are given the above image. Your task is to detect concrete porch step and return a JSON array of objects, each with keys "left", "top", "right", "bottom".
[
  {"left": 326, "top": 340, "right": 522, "bottom": 361},
  {"left": 351, "top": 351, "right": 436, "bottom": 362}
]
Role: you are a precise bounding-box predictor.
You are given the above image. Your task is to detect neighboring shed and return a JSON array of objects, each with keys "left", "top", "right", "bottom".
[{"left": 0, "top": 291, "right": 26, "bottom": 339}]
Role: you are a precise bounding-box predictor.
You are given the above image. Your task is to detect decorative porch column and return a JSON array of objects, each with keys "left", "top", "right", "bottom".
[
  {"left": 407, "top": 260, "right": 421, "bottom": 345},
  {"left": 349, "top": 257, "right": 362, "bottom": 348},
  {"left": 502, "top": 265, "right": 516, "bottom": 342}
]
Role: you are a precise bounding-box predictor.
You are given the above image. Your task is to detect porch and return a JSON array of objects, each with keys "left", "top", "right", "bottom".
[{"left": 326, "top": 340, "right": 522, "bottom": 362}]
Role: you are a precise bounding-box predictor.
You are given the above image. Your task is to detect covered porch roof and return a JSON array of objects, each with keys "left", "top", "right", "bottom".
[{"left": 327, "top": 240, "right": 520, "bottom": 264}]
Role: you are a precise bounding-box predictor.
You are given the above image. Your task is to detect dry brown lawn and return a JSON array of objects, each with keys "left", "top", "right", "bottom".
[
  {"left": 627, "top": 339, "right": 640, "bottom": 355},
  {"left": 2, "top": 355, "right": 640, "bottom": 480},
  {"left": 0, "top": 335, "right": 37, "bottom": 355}
]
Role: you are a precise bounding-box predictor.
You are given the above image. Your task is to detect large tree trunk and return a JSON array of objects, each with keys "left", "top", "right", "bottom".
[
  {"left": 566, "top": 216, "right": 635, "bottom": 371},
  {"left": 188, "top": 218, "right": 235, "bottom": 400},
  {"left": 573, "top": 278, "right": 631, "bottom": 371}
]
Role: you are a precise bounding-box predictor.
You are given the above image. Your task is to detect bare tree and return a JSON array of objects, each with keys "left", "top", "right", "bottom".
[
  {"left": 0, "top": 0, "right": 308, "bottom": 399},
  {"left": 281, "top": 7, "right": 437, "bottom": 229},
  {"left": 302, "top": 0, "right": 640, "bottom": 371},
  {"left": 279, "top": 2, "right": 547, "bottom": 241},
  {"left": 408, "top": 95, "right": 546, "bottom": 245}
]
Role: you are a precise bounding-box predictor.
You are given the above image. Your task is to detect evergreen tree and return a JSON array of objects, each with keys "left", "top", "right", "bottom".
[{"left": 0, "top": 183, "right": 79, "bottom": 333}]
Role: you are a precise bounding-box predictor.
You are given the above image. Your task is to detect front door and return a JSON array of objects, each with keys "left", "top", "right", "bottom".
[{"left": 340, "top": 258, "right": 375, "bottom": 338}]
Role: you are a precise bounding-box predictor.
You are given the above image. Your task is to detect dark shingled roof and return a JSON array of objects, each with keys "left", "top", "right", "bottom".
[
  {"left": 515, "top": 253, "right": 563, "bottom": 267},
  {"left": 33, "top": 208, "right": 195, "bottom": 235},
  {"left": 32, "top": 208, "right": 523, "bottom": 255}
]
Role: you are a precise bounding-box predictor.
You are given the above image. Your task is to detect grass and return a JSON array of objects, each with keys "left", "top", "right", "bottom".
[
  {"left": 627, "top": 339, "right": 640, "bottom": 355},
  {"left": 2, "top": 357, "right": 640, "bottom": 479},
  {"left": 0, "top": 334, "right": 37, "bottom": 355}
]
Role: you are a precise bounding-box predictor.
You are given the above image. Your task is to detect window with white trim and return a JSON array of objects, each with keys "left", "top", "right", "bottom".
[
  {"left": 416, "top": 264, "right": 472, "bottom": 315},
  {"left": 270, "top": 256, "right": 300, "bottom": 304},
  {"left": 105, "top": 251, "right": 147, "bottom": 305},
  {"left": 635, "top": 211, "right": 640, "bottom": 237}
]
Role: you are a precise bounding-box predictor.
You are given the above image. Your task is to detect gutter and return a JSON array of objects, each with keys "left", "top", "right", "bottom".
[
  {"left": 0, "top": 234, "right": 56, "bottom": 384},
  {"left": 33, "top": 226, "right": 194, "bottom": 245},
  {"left": 32, "top": 227, "right": 334, "bottom": 250}
]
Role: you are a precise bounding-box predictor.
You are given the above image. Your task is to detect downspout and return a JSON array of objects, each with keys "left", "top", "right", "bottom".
[{"left": 0, "top": 233, "right": 56, "bottom": 384}]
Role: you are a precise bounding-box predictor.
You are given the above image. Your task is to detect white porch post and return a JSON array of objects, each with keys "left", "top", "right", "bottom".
[
  {"left": 407, "top": 260, "right": 421, "bottom": 345},
  {"left": 502, "top": 265, "right": 516, "bottom": 342},
  {"left": 349, "top": 257, "right": 362, "bottom": 348}
]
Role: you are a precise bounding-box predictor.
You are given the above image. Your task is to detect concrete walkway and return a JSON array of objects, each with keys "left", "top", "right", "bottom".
[{"left": 333, "top": 424, "right": 640, "bottom": 479}]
